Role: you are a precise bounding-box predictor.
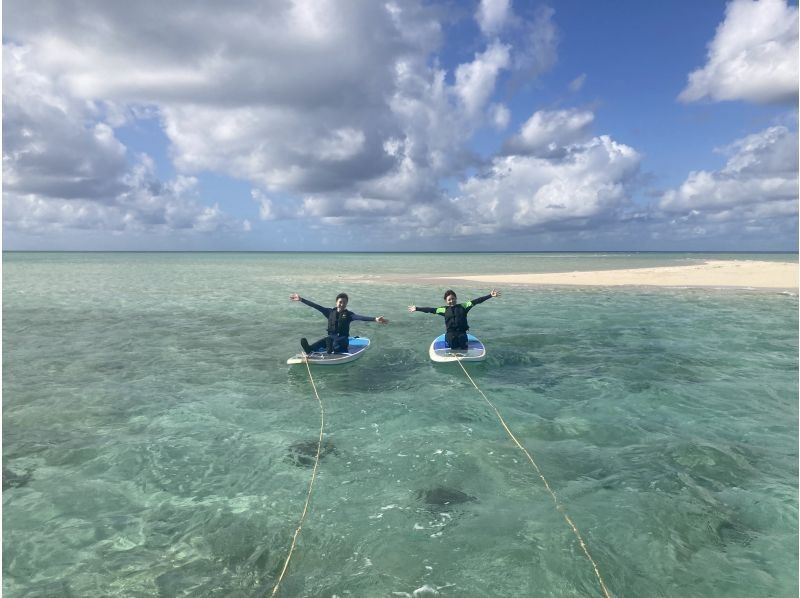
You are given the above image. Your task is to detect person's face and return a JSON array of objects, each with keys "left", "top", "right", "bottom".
[
  {"left": 445, "top": 294, "right": 457, "bottom": 306},
  {"left": 336, "top": 297, "right": 348, "bottom": 311}
]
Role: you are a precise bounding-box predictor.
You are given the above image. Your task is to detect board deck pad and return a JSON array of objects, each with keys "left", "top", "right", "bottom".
[
  {"left": 287, "top": 336, "right": 370, "bottom": 365},
  {"left": 429, "top": 333, "right": 486, "bottom": 362}
]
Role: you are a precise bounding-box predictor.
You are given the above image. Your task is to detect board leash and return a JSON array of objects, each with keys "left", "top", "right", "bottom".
[
  {"left": 455, "top": 358, "right": 612, "bottom": 598},
  {"left": 271, "top": 356, "right": 325, "bottom": 596}
]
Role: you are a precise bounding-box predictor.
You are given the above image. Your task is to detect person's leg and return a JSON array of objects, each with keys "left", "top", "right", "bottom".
[
  {"left": 455, "top": 333, "right": 469, "bottom": 350},
  {"left": 444, "top": 331, "right": 454, "bottom": 348},
  {"left": 446, "top": 332, "right": 468, "bottom": 350},
  {"left": 301, "top": 337, "right": 328, "bottom": 354},
  {"left": 331, "top": 337, "right": 349, "bottom": 353},
  {"left": 445, "top": 330, "right": 464, "bottom": 349}
]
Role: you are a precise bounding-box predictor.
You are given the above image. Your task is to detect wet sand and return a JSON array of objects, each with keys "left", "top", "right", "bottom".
[{"left": 432, "top": 260, "right": 798, "bottom": 290}]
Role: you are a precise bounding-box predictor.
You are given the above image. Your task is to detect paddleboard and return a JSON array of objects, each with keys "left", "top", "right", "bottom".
[
  {"left": 429, "top": 333, "right": 486, "bottom": 362},
  {"left": 287, "top": 336, "right": 370, "bottom": 365}
]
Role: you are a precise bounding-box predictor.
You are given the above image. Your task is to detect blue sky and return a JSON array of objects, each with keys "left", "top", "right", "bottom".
[{"left": 3, "top": 0, "right": 798, "bottom": 251}]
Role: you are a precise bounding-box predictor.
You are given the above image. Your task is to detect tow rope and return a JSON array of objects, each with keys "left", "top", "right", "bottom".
[{"left": 455, "top": 358, "right": 612, "bottom": 598}]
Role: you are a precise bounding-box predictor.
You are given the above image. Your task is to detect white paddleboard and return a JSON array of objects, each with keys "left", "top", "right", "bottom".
[
  {"left": 287, "top": 336, "right": 370, "bottom": 365},
  {"left": 429, "top": 333, "right": 486, "bottom": 362}
]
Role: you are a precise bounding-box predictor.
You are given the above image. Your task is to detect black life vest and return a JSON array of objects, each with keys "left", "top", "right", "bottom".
[
  {"left": 327, "top": 309, "right": 352, "bottom": 336},
  {"left": 444, "top": 305, "right": 469, "bottom": 333}
]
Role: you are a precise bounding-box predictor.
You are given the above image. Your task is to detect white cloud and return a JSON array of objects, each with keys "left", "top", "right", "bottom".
[
  {"left": 453, "top": 41, "right": 511, "bottom": 116},
  {"left": 4, "top": 160, "right": 241, "bottom": 236},
  {"left": 476, "top": 0, "right": 512, "bottom": 36},
  {"left": 679, "top": 0, "right": 799, "bottom": 104},
  {"left": 4, "top": 0, "right": 568, "bottom": 244},
  {"left": 314, "top": 128, "right": 367, "bottom": 162},
  {"left": 568, "top": 74, "right": 587, "bottom": 93},
  {"left": 455, "top": 134, "right": 640, "bottom": 234},
  {"left": 660, "top": 125, "right": 798, "bottom": 213},
  {"left": 510, "top": 6, "right": 559, "bottom": 78},
  {"left": 4, "top": 0, "right": 442, "bottom": 200},
  {"left": 655, "top": 124, "right": 798, "bottom": 247},
  {"left": 374, "top": 108, "right": 642, "bottom": 241},
  {"left": 3, "top": 46, "right": 129, "bottom": 201},
  {"left": 6, "top": 0, "right": 792, "bottom": 250},
  {"left": 2, "top": 46, "right": 242, "bottom": 237},
  {"left": 489, "top": 103, "right": 511, "bottom": 130},
  {"left": 504, "top": 109, "right": 594, "bottom": 156},
  {"left": 252, "top": 190, "right": 278, "bottom": 221},
  {"left": 251, "top": 189, "right": 299, "bottom": 221}
]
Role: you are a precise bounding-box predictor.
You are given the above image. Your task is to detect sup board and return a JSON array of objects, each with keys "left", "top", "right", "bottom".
[
  {"left": 429, "top": 333, "right": 486, "bottom": 362},
  {"left": 287, "top": 336, "right": 370, "bottom": 365}
]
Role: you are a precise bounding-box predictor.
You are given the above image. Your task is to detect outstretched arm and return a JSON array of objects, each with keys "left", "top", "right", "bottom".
[
  {"left": 409, "top": 305, "right": 440, "bottom": 314},
  {"left": 351, "top": 313, "right": 389, "bottom": 324},
  {"left": 289, "top": 293, "right": 329, "bottom": 316},
  {"left": 469, "top": 289, "right": 501, "bottom": 307}
]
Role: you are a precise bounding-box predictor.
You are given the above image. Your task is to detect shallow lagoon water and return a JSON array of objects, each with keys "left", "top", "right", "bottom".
[{"left": 3, "top": 252, "right": 797, "bottom": 597}]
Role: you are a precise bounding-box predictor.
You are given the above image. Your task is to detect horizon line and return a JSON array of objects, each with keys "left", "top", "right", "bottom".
[{"left": 3, "top": 249, "right": 798, "bottom": 254}]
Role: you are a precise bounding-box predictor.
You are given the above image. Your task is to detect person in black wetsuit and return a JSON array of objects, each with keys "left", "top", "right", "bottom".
[
  {"left": 408, "top": 289, "right": 501, "bottom": 350},
  {"left": 290, "top": 292, "right": 388, "bottom": 354}
]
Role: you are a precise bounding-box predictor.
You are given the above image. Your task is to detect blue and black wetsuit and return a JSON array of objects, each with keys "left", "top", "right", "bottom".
[
  {"left": 299, "top": 297, "right": 377, "bottom": 353},
  {"left": 415, "top": 294, "right": 492, "bottom": 349}
]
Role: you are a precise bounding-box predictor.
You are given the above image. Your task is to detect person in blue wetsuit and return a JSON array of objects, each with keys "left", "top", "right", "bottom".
[
  {"left": 408, "top": 289, "right": 501, "bottom": 349},
  {"left": 290, "top": 292, "right": 388, "bottom": 354}
]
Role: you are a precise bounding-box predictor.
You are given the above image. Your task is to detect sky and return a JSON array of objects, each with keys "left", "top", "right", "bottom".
[{"left": 3, "top": 0, "right": 798, "bottom": 251}]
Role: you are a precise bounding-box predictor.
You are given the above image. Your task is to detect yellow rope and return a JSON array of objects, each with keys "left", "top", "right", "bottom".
[
  {"left": 455, "top": 358, "right": 612, "bottom": 598},
  {"left": 271, "top": 357, "right": 325, "bottom": 596}
]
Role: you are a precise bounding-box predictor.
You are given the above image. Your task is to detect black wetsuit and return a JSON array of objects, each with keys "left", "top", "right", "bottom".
[
  {"left": 415, "top": 294, "right": 492, "bottom": 349},
  {"left": 299, "top": 297, "right": 376, "bottom": 353}
]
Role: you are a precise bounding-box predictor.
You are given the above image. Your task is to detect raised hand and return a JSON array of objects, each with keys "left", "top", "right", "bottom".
[{"left": 408, "top": 305, "right": 417, "bottom": 312}]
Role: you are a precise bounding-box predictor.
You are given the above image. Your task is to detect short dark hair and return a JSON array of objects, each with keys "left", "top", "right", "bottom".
[
  {"left": 336, "top": 292, "right": 349, "bottom": 302},
  {"left": 443, "top": 290, "right": 456, "bottom": 301}
]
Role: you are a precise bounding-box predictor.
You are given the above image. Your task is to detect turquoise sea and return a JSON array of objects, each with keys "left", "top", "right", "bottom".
[{"left": 3, "top": 252, "right": 798, "bottom": 597}]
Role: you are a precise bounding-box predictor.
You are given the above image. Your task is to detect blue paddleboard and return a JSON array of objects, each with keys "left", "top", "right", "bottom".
[
  {"left": 429, "top": 333, "right": 486, "bottom": 362},
  {"left": 287, "top": 336, "right": 370, "bottom": 365}
]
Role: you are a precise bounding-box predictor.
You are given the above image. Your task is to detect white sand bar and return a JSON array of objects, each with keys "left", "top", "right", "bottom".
[{"left": 438, "top": 260, "right": 798, "bottom": 289}]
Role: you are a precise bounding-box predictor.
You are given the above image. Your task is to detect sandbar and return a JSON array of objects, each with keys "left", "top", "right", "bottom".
[{"left": 433, "top": 260, "right": 798, "bottom": 290}]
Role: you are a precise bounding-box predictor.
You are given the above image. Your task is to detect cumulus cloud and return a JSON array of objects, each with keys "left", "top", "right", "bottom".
[
  {"left": 655, "top": 123, "right": 798, "bottom": 248},
  {"left": 679, "top": 0, "right": 799, "bottom": 104},
  {"left": 5, "top": 159, "right": 240, "bottom": 236},
  {"left": 370, "top": 107, "right": 641, "bottom": 241},
  {"left": 453, "top": 41, "right": 511, "bottom": 116},
  {"left": 5, "top": 1, "right": 505, "bottom": 222},
  {"left": 3, "top": 44, "right": 242, "bottom": 237},
  {"left": 510, "top": 6, "right": 559, "bottom": 79},
  {"left": 454, "top": 134, "right": 641, "bottom": 235},
  {"left": 18, "top": 0, "right": 772, "bottom": 249},
  {"left": 489, "top": 103, "right": 511, "bottom": 130},
  {"left": 660, "top": 125, "right": 798, "bottom": 213},
  {"left": 2, "top": 46, "right": 129, "bottom": 201},
  {"left": 476, "top": 0, "right": 512, "bottom": 36},
  {"left": 503, "top": 108, "right": 594, "bottom": 156}
]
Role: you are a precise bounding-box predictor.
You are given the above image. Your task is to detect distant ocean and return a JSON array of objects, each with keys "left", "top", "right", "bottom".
[{"left": 3, "top": 252, "right": 797, "bottom": 597}]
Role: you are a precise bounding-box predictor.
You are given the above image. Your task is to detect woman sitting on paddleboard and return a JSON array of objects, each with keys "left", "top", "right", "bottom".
[
  {"left": 290, "top": 292, "right": 388, "bottom": 354},
  {"left": 408, "top": 289, "right": 500, "bottom": 350}
]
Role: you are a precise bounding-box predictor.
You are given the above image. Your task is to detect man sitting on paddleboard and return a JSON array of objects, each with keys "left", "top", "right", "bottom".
[
  {"left": 290, "top": 292, "right": 388, "bottom": 354},
  {"left": 408, "top": 289, "right": 500, "bottom": 350}
]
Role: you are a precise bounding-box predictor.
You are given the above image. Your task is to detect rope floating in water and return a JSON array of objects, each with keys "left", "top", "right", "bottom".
[
  {"left": 271, "top": 357, "right": 325, "bottom": 596},
  {"left": 455, "top": 358, "right": 612, "bottom": 598}
]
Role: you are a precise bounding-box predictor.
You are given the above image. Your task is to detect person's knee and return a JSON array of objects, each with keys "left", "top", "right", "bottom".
[{"left": 446, "top": 332, "right": 467, "bottom": 349}]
